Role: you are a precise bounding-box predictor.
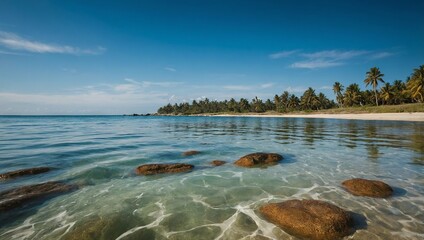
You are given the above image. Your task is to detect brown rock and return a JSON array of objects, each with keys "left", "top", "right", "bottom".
[
  {"left": 63, "top": 214, "right": 131, "bottom": 240},
  {"left": 0, "top": 167, "right": 51, "bottom": 180},
  {"left": 234, "top": 153, "right": 283, "bottom": 167},
  {"left": 0, "top": 181, "right": 78, "bottom": 212},
  {"left": 182, "top": 150, "right": 201, "bottom": 156},
  {"left": 210, "top": 160, "right": 226, "bottom": 166},
  {"left": 135, "top": 163, "right": 194, "bottom": 175},
  {"left": 342, "top": 178, "right": 393, "bottom": 198},
  {"left": 260, "top": 199, "right": 354, "bottom": 240}
]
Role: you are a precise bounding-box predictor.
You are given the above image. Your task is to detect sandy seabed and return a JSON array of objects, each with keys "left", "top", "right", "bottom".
[{"left": 211, "top": 112, "right": 424, "bottom": 122}]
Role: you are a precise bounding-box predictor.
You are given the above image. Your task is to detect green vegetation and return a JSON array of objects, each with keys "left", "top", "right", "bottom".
[{"left": 157, "top": 65, "right": 424, "bottom": 115}]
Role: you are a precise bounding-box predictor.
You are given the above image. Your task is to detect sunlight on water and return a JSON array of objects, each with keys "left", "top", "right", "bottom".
[{"left": 0, "top": 116, "right": 423, "bottom": 239}]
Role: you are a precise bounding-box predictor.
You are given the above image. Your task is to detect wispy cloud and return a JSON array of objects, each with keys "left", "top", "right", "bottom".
[
  {"left": 286, "top": 86, "right": 307, "bottom": 93},
  {"left": 370, "top": 51, "right": 395, "bottom": 59},
  {"left": 114, "top": 84, "right": 138, "bottom": 93},
  {"left": 223, "top": 82, "right": 275, "bottom": 91},
  {"left": 223, "top": 85, "right": 252, "bottom": 91},
  {"left": 123, "top": 78, "right": 183, "bottom": 89},
  {"left": 0, "top": 78, "right": 184, "bottom": 114},
  {"left": 300, "top": 50, "right": 369, "bottom": 60},
  {"left": 0, "top": 31, "right": 105, "bottom": 55},
  {"left": 0, "top": 49, "right": 27, "bottom": 55},
  {"left": 0, "top": 91, "right": 168, "bottom": 114},
  {"left": 260, "top": 83, "right": 274, "bottom": 89},
  {"left": 142, "top": 81, "right": 183, "bottom": 88},
  {"left": 291, "top": 50, "right": 370, "bottom": 69},
  {"left": 271, "top": 49, "right": 394, "bottom": 69},
  {"left": 269, "top": 50, "right": 298, "bottom": 59},
  {"left": 290, "top": 60, "right": 344, "bottom": 69},
  {"left": 164, "top": 67, "right": 176, "bottom": 72},
  {"left": 124, "top": 78, "right": 140, "bottom": 84}
]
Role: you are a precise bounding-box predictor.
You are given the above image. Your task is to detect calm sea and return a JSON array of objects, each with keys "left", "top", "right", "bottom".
[{"left": 0, "top": 116, "right": 423, "bottom": 239}]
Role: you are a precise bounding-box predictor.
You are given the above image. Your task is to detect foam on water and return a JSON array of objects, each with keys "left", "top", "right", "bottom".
[{"left": 0, "top": 116, "right": 423, "bottom": 239}]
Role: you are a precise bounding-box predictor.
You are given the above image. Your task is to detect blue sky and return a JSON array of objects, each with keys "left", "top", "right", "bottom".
[{"left": 0, "top": 0, "right": 423, "bottom": 114}]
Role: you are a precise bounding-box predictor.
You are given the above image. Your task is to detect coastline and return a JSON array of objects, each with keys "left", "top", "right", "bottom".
[{"left": 204, "top": 112, "right": 424, "bottom": 122}]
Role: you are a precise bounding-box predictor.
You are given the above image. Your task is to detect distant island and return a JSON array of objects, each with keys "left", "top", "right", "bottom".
[{"left": 157, "top": 65, "right": 424, "bottom": 115}]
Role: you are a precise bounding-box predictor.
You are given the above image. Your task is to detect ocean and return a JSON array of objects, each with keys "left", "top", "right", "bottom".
[{"left": 0, "top": 116, "right": 423, "bottom": 239}]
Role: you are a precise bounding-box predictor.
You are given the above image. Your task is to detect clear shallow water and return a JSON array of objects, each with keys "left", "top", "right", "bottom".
[{"left": 0, "top": 116, "right": 423, "bottom": 240}]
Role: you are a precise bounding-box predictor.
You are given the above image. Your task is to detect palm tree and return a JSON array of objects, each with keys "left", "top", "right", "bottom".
[
  {"left": 333, "top": 82, "right": 344, "bottom": 107},
  {"left": 392, "top": 80, "right": 406, "bottom": 104},
  {"left": 364, "top": 67, "right": 385, "bottom": 106},
  {"left": 274, "top": 95, "right": 281, "bottom": 112},
  {"left": 317, "top": 92, "right": 331, "bottom": 109},
  {"left": 300, "top": 87, "right": 318, "bottom": 110},
  {"left": 406, "top": 65, "right": 424, "bottom": 102},
  {"left": 288, "top": 94, "right": 300, "bottom": 111},
  {"left": 239, "top": 98, "right": 250, "bottom": 112},
  {"left": 344, "top": 83, "right": 362, "bottom": 106},
  {"left": 251, "top": 96, "right": 265, "bottom": 113},
  {"left": 280, "top": 91, "right": 290, "bottom": 112},
  {"left": 264, "top": 99, "right": 275, "bottom": 111},
  {"left": 380, "top": 83, "right": 394, "bottom": 105}
]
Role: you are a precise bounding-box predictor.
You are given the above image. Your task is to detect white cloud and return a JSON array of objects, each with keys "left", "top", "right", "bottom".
[
  {"left": 224, "top": 82, "right": 275, "bottom": 91},
  {"left": 291, "top": 50, "right": 370, "bottom": 69},
  {"left": 164, "top": 67, "right": 176, "bottom": 72},
  {"left": 123, "top": 78, "right": 183, "bottom": 88},
  {"left": 114, "top": 84, "right": 138, "bottom": 93},
  {"left": 272, "top": 49, "right": 393, "bottom": 69},
  {"left": 106, "top": 79, "right": 185, "bottom": 94},
  {"left": 260, "top": 83, "right": 274, "bottom": 89},
  {"left": 0, "top": 78, "right": 184, "bottom": 114},
  {"left": 269, "top": 50, "right": 298, "bottom": 59},
  {"left": 141, "top": 81, "right": 183, "bottom": 87},
  {"left": 223, "top": 85, "right": 252, "bottom": 91},
  {"left": 370, "top": 51, "right": 394, "bottom": 59},
  {"left": 319, "top": 86, "right": 333, "bottom": 90},
  {"left": 124, "top": 78, "right": 140, "bottom": 84},
  {"left": 290, "top": 60, "right": 344, "bottom": 69},
  {"left": 286, "top": 86, "right": 307, "bottom": 93},
  {"left": 0, "top": 49, "right": 27, "bottom": 55},
  {"left": 0, "top": 91, "right": 169, "bottom": 114},
  {"left": 0, "top": 31, "right": 105, "bottom": 55},
  {"left": 301, "top": 50, "right": 369, "bottom": 60}
]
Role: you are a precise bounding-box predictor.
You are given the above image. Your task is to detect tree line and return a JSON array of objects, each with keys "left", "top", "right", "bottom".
[{"left": 157, "top": 65, "right": 424, "bottom": 115}]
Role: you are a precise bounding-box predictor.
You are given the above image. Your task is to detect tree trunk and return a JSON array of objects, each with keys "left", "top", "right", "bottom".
[{"left": 374, "top": 88, "right": 379, "bottom": 106}]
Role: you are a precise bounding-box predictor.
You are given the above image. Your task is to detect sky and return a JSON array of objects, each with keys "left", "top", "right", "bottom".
[{"left": 0, "top": 0, "right": 423, "bottom": 114}]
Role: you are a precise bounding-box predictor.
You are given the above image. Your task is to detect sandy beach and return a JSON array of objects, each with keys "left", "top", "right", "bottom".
[{"left": 211, "top": 112, "right": 424, "bottom": 122}]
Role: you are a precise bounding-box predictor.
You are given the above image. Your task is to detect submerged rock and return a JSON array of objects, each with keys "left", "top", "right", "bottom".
[
  {"left": 260, "top": 199, "right": 354, "bottom": 240},
  {"left": 182, "top": 150, "right": 201, "bottom": 156},
  {"left": 63, "top": 214, "right": 131, "bottom": 240},
  {"left": 0, "top": 181, "right": 78, "bottom": 212},
  {"left": 234, "top": 153, "right": 283, "bottom": 167},
  {"left": 135, "top": 163, "right": 194, "bottom": 175},
  {"left": 342, "top": 178, "right": 393, "bottom": 198},
  {"left": 211, "top": 160, "right": 226, "bottom": 166},
  {"left": 0, "top": 167, "right": 51, "bottom": 180}
]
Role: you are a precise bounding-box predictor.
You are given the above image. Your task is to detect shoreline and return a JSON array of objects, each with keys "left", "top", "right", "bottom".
[{"left": 202, "top": 112, "right": 424, "bottom": 122}]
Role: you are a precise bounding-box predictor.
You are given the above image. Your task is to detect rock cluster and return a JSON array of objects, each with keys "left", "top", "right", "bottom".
[
  {"left": 0, "top": 181, "right": 78, "bottom": 212},
  {"left": 135, "top": 163, "right": 194, "bottom": 175},
  {"left": 0, "top": 167, "right": 51, "bottom": 180},
  {"left": 342, "top": 178, "right": 393, "bottom": 198},
  {"left": 182, "top": 150, "right": 201, "bottom": 156},
  {"left": 260, "top": 199, "right": 354, "bottom": 240},
  {"left": 234, "top": 152, "right": 283, "bottom": 167},
  {"left": 210, "top": 160, "right": 226, "bottom": 166}
]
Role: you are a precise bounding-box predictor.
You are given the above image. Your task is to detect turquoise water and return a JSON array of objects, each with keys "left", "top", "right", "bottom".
[{"left": 0, "top": 116, "right": 423, "bottom": 239}]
